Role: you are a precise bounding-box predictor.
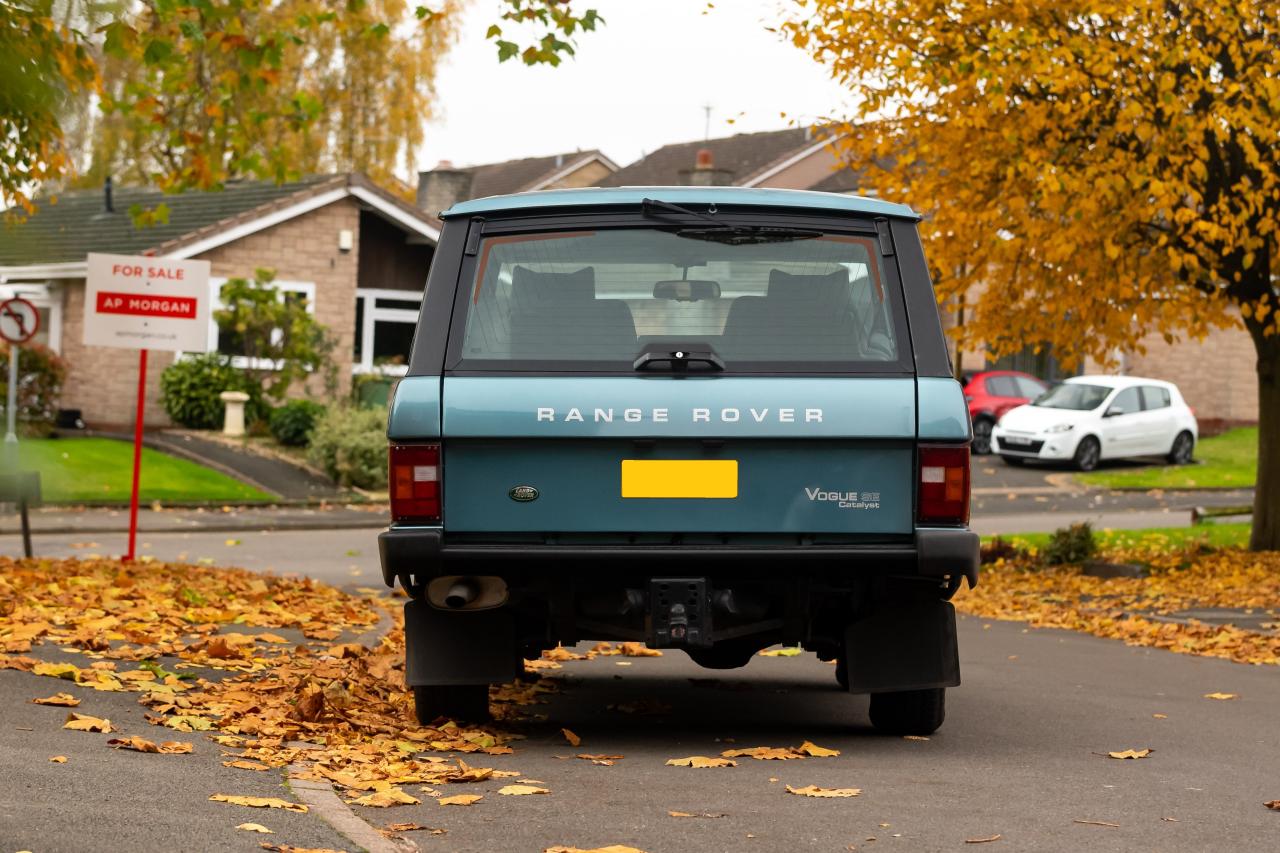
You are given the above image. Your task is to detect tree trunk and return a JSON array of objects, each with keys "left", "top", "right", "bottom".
[{"left": 1249, "top": 330, "right": 1280, "bottom": 551}]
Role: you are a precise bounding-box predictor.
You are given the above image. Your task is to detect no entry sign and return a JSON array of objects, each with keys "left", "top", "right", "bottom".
[{"left": 85, "top": 253, "right": 211, "bottom": 352}]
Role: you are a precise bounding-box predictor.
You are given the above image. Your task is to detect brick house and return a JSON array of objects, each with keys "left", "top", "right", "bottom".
[{"left": 0, "top": 173, "right": 439, "bottom": 429}]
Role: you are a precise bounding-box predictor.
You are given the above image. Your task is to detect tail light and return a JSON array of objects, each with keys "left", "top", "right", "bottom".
[
  {"left": 390, "top": 443, "right": 441, "bottom": 524},
  {"left": 918, "top": 444, "right": 970, "bottom": 525}
]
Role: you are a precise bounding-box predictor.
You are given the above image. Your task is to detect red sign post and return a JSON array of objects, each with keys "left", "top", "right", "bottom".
[{"left": 84, "top": 253, "right": 211, "bottom": 561}]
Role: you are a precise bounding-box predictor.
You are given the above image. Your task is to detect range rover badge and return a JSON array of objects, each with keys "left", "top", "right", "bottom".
[{"left": 509, "top": 485, "right": 539, "bottom": 502}]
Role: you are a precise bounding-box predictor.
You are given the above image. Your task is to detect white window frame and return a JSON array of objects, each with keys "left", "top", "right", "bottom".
[
  {"left": 180, "top": 276, "right": 317, "bottom": 370},
  {"left": 0, "top": 281, "right": 62, "bottom": 352},
  {"left": 354, "top": 287, "right": 422, "bottom": 376}
]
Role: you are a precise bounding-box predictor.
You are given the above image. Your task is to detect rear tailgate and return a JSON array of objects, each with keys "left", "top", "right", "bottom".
[{"left": 437, "top": 376, "right": 915, "bottom": 534}]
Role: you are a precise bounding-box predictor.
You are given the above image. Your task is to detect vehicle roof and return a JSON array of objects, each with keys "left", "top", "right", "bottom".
[
  {"left": 442, "top": 186, "right": 920, "bottom": 221},
  {"left": 1065, "top": 375, "right": 1178, "bottom": 389}
]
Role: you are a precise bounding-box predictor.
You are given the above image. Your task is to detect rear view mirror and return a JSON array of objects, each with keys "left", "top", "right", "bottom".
[
  {"left": 1105, "top": 407, "right": 1126, "bottom": 417},
  {"left": 653, "top": 280, "right": 721, "bottom": 301}
]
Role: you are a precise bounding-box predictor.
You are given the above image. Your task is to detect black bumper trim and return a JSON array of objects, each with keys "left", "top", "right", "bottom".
[{"left": 380, "top": 526, "right": 979, "bottom": 589}]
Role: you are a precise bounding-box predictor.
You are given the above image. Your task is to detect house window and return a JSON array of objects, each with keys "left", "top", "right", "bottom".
[
  {"left": 203, "top": 277, "right": 316, "bottom": 369},
  {"left": 353, "top": 289, "right": 421, "bottom": 375},
  {"left": 0, "top": 283, "right": 62, "bottom": 352}
]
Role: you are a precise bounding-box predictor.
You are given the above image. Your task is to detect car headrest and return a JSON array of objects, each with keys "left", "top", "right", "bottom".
[
  {"left": 511, "top": 266, "right": 595, "bottom": 303},
  {"left": 767, "top": 269, "right": 850, "bottom": 304}
]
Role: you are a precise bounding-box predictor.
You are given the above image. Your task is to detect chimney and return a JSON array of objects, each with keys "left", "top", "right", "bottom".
[
  {"left": 104, "top": 176, "right": 114, "bottom": 213},
  {"left": 679, "top": 147, "right": 733, "bottom": 187},
  {"left": 416, "top": 160, "right": 474, "bottom": 215}
]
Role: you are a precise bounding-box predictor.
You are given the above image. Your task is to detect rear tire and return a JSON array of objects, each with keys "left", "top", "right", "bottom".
[
  {"left": 1167, "top": 431, "right": 1194, "bottom": 465},
  {"left": 868, "top": 688, "right": 946, "bottom": 736},
  {"left": 413, "top": 684, "right": 489, "bottom": 725},
  {"left": 1073, "top": 436, "right": 1101, "bottom": 472},
  {"left": 971, "top": 417, "right": 995, "bottom": 455}
]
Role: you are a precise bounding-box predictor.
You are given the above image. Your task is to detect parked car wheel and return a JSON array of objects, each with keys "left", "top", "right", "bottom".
[
  {"left": 1073, "top": 436, "right": 1101, "bottom": 471},
  {"left": 1167, "top": 430, "right": 1195, "bottom": 465},
  {"left": 1000, "top": 455, "right": 1026, "bottom": 467},
  {"left": 971, "top": 416, "right": 995, "bottom": 455},
  {"left": 413, "top": 684, "right": 489, "bottom": 725},
  {"left": 868, "top": 688, "right": 946, "bottom": 736}
]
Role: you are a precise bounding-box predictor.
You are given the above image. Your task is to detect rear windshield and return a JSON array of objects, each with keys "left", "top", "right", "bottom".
[
  {"left": 454, "top": 228, "right": 903, "bottom": 371},
  {"left": 1033, "top": 383, "right": 1110, "bottom": 411}
]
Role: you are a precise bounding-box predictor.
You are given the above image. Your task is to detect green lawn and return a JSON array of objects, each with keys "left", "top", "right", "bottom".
[
  {"left": 11, "top": 438, "right": 273, "bottom": 504},
  {"left": 1076, "top": 427, "right": 1257, "bottom": 490},
  {"left": 984, "top": 522, "right": 1253, "bottom": 552}
]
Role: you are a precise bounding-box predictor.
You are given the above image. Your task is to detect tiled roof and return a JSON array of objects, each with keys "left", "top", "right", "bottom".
[
  {"left": 0, "top": 174, "right": 437, "bottom": 267},
  {"left": 599, "top": 128, "right": 822, "bottom": 188},
  {"left": 457, "top": 150, "right": 613, "bottom": 199}
]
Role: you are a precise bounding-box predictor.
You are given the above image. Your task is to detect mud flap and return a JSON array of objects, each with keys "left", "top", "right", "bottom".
[
  {"left": 843, "top": 599, "right": 960, "bottom": 693},
  {"left": 404, "top": 599, "right": 518, "bottom": 687}
]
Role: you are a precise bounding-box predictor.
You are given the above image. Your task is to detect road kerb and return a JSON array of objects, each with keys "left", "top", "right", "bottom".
[{"left": 288, "top": 768, "right": 415, "bottom": 853}]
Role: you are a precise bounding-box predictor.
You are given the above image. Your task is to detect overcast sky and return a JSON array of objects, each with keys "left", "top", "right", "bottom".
[{"left": 418, "top": 0, "right": 854, "bottom": 171}]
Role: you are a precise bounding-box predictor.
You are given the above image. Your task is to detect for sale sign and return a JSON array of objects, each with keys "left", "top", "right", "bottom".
[{"left": 84, "top": 253, "right": 211, "bottom": 352}]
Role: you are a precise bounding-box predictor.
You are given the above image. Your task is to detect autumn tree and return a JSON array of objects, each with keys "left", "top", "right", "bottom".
[
  {"left": 0, "top": 0, "right": 602, "bottom": 210},
  {"left": 786, "top": 0, "right": 1280, "bottom": 550}
]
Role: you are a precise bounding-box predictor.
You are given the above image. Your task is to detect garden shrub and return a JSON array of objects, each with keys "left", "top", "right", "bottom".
[
  {"left": 269, "top": 399, "right": 325, "bottom": 447},
  {"left": 307, "top": 404, "right": 387, "bottom": 489},
  {"left": 160, "top": 354, "right": 262, "bottom": 430},
  {"left": 0, "top": 343, "right": 68, "bottom": 436},
  {"left": 1044, "top": 522, "right": 1098, "bottom": 566},
  {"left": 980, "top": 536, "right": 1026, "bottom": 565}
]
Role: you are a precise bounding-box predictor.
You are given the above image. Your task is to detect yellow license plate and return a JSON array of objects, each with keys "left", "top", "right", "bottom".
[{"left": 620, "top": 459, "right": 738, "bottom": 499}]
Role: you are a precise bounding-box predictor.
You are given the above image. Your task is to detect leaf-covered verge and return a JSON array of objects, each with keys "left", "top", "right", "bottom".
[{"left": 960, "top": 543, "right": 1280, "bottom": 665}]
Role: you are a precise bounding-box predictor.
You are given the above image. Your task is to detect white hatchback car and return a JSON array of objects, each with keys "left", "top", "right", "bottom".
[{"left": 991, "top": 376, "right": 1198, "bottom": 471}]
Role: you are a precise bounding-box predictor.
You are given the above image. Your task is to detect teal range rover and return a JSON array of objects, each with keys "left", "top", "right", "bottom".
[{"left": 379, "top": 186, "right": 978, "bottom": 735}]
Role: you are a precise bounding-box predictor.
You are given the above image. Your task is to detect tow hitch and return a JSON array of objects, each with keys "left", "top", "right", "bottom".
[{"left": 648, "top": 577, "right": 712, "bottom": 648}]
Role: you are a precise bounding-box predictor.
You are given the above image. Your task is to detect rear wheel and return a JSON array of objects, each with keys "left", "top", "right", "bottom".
[
  {"left": 868, "top": 688, "right": 946, "bottom": 736},
  {"left": 971, "top": 417, "right": 995, "bottom": 455},
  {"left": 1167, "top": 431, "right": 1194, "bottom": 465},
  {"left": 1073, "top": 436, "right": 1101, "bottom": 472},
  {"left": 413, "top": 684, "right": 490, "bottom": 725}
]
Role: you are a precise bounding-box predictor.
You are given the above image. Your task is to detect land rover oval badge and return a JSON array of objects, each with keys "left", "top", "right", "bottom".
[{"left": 509, "top": 485, "right": 539, "bottom": 502}]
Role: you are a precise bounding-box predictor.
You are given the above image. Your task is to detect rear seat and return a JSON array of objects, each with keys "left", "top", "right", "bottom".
[{"left": 509, "top": 266, "right": 637, "bottom": 359}]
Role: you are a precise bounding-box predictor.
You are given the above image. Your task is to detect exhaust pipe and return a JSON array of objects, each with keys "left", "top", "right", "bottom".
[
  {"left": 426, "top": 575, "right": 508, "bottom": 611},
  {"left": 443, "top": 578, "right": 480, "bottom": 609}
]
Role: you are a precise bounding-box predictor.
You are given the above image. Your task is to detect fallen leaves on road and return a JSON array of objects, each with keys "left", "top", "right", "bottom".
[
  {"left": 1106, "top": 749, "right": 1152, "bottom": 760},
  {"left": 577, "top": 754, "right": 623, "bottom": 762},
  {"left": 49, "top": 756, "right": 67, "bottom": 763},
  {"left": 669, "top": 811, "right": 726, "bottom": 819},
  {"left": 619, "top": 642, "right": 662, "bottom": 657},
  {"left": 1265, "top": 800, "right": 1280, "bottom": 810},
  {"left": 721, "top": 741, "right": 840, "bottom": 760},
  {"left": 785, "top": 784, "right": 861, "bottom": 798},
  {"left": 32, "top": 692, "right": 80, "bottom": 706},
  {"left": 499, "top": 784, "right": 550, "bottom": 795},
  {"left": 384, "top": 822, "right": 445, "bottom": 834},
  {"left": 562, "top": 728, "right": 581, "bottom": 746},
  {"left": 666, "top": 756, "right": 738, "bottom": 768},
  {"left": 438, "top": 794, "right": 482, "bottom": 806},
  {"left": 965, "top": 835, "right": 1003, "bottom": 844},
  {"left": 107, "top": 736, "right": 193, "bottom": 754},
  {"left": 236, "top": 823, "right": 274, "bottom": 833},
  {"left": 545, "top": 847, "right": 647, "bottom": 853},
  {"left": 351, "top": 787, "right": 420, "bottom": 807},
  {"left": 224, "top": 759, "right": 271, "bottom": 771},
  {"left": 1204, "top": 692, "right": 1239, "bottom": 700},
  {"left": 209, "top": 795, "right": 308, "bottom": 813},
  {"left": 759, "top": 647, "right": 802, "bottom": 657},
  {"left": 1073, "top": 819, "right": 1120, "bottom": 828},
  {"left": 259, "top": 845, "right": 346, "bottom": 853},
  {"left": 63, "top": 712, "right": 114, "bottom": 733}
]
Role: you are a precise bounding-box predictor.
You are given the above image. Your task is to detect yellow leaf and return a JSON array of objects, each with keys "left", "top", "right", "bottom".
[
  {"left": 352, "top": 787, "right": 420, "bottom": 807},
  {"left": 223, "top": 759, "right": 271, "bottom": 771},
  {"left": 785, "top": 784, "right": 861, "bottom": 798},
  {"left": 63, "top": 712, "right": 114, "bottom": 733},
  {"left": 721, "top": 746, "right": 801, "bottom": 760},
  {"left": 33, "top": 662, "right": 81, "bottom": 680},
  {"left": 1107, "top": 749, "right": 1152, "bottom": 759},
  {"left": 796, "top": 741, "right": 840, "bottom": 757},
  {"left": 665, "top": 756, "right": 737, "bottom": 768},
  {"left": 758, "top": 647, "right": 802, "bottom": 657},
  {"left": 618, "top": 642, "right": 662, "bottom": 657},
  {"left": 561, "top": 728, "right": 581, "bottom": 747},
  {"left": 1265, "top": 800, "right": 1280, "bottom": 810},
  {"left": 545, "top": 847, "right": 648, "bottom": 853},
  {"left": 498, "top": 784, "right": 550, "bottom": 795},
  {"left": 1203, "top": 692, "right": 1238, "bottom": 700},
  {"left": 49, "top": 755, "right": 67, "bottom": 763},
  {"left": 165, "top": 714, "right": 214, "bottom": 731},
  {"left": 235, "top": 823, "right": 273, "bottom": 833},
  {"left": 209, "top": 794, "right": 308, "bottom": 812},
  {"left": 437, "top": 794, "right": 482, "bottom": 806},
  {"left": 32, "top": 692, "right": 81, "bottom": 707}
]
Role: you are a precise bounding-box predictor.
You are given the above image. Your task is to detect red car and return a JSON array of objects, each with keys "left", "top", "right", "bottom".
[{"left": 963, "top": 370, "right": 1049, "bottom": 454}]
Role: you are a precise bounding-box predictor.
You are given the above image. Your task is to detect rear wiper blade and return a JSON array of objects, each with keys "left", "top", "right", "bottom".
[
  {"left": 641, "top": 198, "right": 821, "bottom": 244},
  {"left": 675, "top": 226, "right": 822, "bottom": 245},
  {"left": 633, "top": 344, "right": 726, "bottom": 372}
]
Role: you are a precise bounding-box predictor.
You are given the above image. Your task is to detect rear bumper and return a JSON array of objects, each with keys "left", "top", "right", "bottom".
[{"left": 379, "top": 526, "right": 979, "bottom": 590}]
